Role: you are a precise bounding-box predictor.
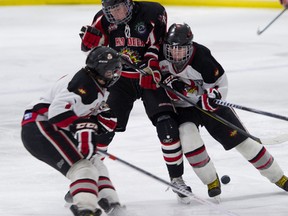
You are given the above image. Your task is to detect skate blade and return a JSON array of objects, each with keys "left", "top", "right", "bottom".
[
  {"left": 211, "top": 195, "right": 221, "bottom": 204},
  {"left": 177, "top": 196, "right": 192, "bottom": 204},
  {"left": 64, "top": 202, "right": 73, "bottom": 208},
  {"left": 108, "top": 207, "right": 129, "bottom": 216}
]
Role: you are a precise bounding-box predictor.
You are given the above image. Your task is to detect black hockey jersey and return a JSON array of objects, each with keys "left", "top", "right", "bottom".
[{"left": 83, "top": 1, "right": 167, "bottom": 78}]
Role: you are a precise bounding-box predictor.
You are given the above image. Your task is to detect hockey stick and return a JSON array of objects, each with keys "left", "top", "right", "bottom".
[
  {"left": 214, "top": 99, "right": 288, "bottom": 121},
  {"left": 97, "top": 149, "right": 239, "bottom": 216},
  {"left": 257, "top": 8, "right": 287, "bottom": 35},
  {"left": 120, "top": 57, "right": 262, "bottom": 144},
  {"left": 214, "top": 99, "right": 288, "bottom": 145}
]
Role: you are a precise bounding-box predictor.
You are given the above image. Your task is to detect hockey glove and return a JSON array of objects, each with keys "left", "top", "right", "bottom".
[
  {"left": 80, "top": 25, "right": 102, "bottom": 51},
  {"left": 71, "top": 118, "right": 99, "bottom": 159},
  {"left": 121, "top": 53, "right": 134, "bottom": 64},
  {"left": 139, "top": 59, "right": 161, "bottom": 90},
  {"left": 162, "top": 75, "right": 185, "bottom": 101},
  {"left": 198, "top": 87, "right": 222, "bottom": 112}
]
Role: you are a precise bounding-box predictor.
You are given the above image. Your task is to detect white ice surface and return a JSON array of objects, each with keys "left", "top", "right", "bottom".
[{"left": 0, "top": 5, "right": 288, "bottom": 216}]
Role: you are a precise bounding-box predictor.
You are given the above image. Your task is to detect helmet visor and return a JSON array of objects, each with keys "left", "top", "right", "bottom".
[
  {"left": 102, "top": 1, "right": 132, "bottom": 24},
  {"left": 102, "top": 62, "right": 122, "bottom": 87},
  {"left": 164, "top": 44, "right": 193, "bottom": 64}
]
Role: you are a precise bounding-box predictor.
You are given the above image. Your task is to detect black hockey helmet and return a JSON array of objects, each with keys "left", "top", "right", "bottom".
[
  {"left": 86, "top": 46, "right": 122, "bottom": 87},
  {"left": 102, "top": 0, "right": 133, "bottom": 24},
  {"left": 163, "top": 23, "right": 194, "bottom": 65}
]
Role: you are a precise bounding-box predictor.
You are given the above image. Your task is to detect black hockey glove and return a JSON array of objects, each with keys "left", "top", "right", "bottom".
[
  {"left": 197, "top": 87, "right": 221, "bottom": 112},
  {"left": 80, "top": 25, "right": 102, "bottom": 52},
  {"left": 70, "top": 118, "right": 99, "bottom": 159}
]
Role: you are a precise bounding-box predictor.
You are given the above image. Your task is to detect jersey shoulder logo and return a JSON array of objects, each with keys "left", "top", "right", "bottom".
[
  {"left": 214, "top": 68, "right": 219, "bottom": 77},
  {"left": 78, "top": 88, "right": 87, "bottom": 95},
  {"left": 135, "top": 22, "right": 146, "bottom": 34}
]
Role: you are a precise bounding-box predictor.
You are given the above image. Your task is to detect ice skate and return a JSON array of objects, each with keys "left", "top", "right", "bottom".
[
  {"left": 70, "top": 205, "right": 102, "bottom": 216},
  {"left": 98, "top": 198, "right": 127, "bottom": 216},
  {"left": 207, "top": 175, "right": 221, "bottom": 199},
  {"left": 171, "top": 176, "right": 192, "bottom": 204},
  {"left": 275, "top": 175, "right": 288, "bottom": 191},
  {"left": 65, "top": 191, "right": 73, "bottom": 204}
]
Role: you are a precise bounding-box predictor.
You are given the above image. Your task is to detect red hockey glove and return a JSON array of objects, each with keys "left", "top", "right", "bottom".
[
  {"left": 80, "top": 25, "right": 102, "bottom": 51},
  {"left": 70, "top": 118, "right": 98, "bottom": 159},
  {"left": 198, "top": 88, "right": 222, "bottom": 112},
  {"left": 139, "top": 59, "right": 161, "bottom": 90},
  {"left": 139, "top": 71, "right": 161, "bottom": 90},
  {"left": 162, "top": 75, "right": 185, "bottom": 101}
]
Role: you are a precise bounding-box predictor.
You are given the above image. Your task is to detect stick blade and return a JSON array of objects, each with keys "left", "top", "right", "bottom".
[{"left": 257, "top": 28, "right": 263, "bottom": 35}]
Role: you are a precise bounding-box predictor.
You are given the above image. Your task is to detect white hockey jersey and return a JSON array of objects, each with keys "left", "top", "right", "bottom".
[
  {"left": 159, "top": 42, "right": 228, "bottom": 108},
  {"left": 22, "top": 68, "right": 110, "bottom": 130}
]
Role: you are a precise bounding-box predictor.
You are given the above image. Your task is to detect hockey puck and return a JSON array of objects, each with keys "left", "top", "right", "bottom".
[{"left": 221, "top": 175, "right": 231, "bottom": 184}]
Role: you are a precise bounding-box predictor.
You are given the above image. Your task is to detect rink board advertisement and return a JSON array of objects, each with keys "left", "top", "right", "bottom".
[{"left": 0, "top": 0, "right": 282, "bottom": 8}]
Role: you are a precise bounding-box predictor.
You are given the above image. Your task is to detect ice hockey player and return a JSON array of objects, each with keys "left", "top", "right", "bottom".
[
  {"left": 21, "top": 46, "right": 125, "bottom": 216},
  {"left": 79, "top": 0, "right": 194, "bottom": 204},
  {"left": 160, "top": 23, "right": 288, "bottom": 194}
]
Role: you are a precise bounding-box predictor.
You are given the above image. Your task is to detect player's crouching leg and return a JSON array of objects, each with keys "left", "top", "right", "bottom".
[
  {"left": 179, "top": 122, "right": 221, "bottom": 198},
  {"left": 235, "top": 138, "right": 288, "bottom": 192},
  {"left": 66, "top": 159, "right": 102, "bottom": 216},
  {"left": 91, "top": 154, "right": 127, "bottom": 216}
]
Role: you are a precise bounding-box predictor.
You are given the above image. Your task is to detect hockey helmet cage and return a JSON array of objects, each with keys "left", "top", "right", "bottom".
[
  {"left": 102, "top": 0, "right": 133, "bottom": 24},
  {"left": 164, "top": 23, "right": 194, "bottom": 65},
  {"left": 86, "top": 46, "right": 122, "bottom": 87}
]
